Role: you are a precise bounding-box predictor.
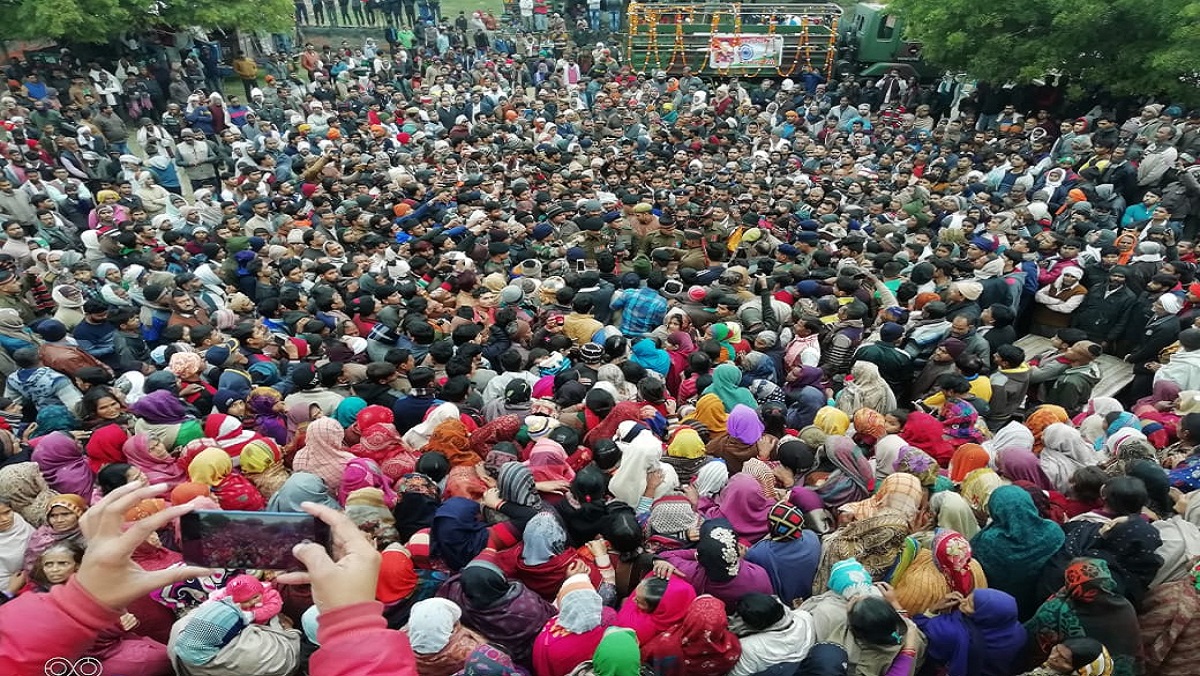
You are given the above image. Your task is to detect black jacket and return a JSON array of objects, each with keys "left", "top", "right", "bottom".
[{"left": 1072, "top": 284, "right": 1139, "bottom": 343}]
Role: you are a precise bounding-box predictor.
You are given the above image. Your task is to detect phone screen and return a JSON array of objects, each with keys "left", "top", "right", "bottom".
[{"left": 179, "top": 510, "right": 330, "bottom": 570}]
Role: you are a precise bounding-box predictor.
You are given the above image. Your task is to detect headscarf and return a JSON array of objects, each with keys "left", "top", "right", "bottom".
[
  {"left": 725, "top": 405, "right": 764, "bottom": 445},
  {"left": 971, "top": 486, "right": 1065, "bottom": 598},
  {"left": 893, "top": 446, "right": 942, "bottom": 488},
  {"left": 267, "top": 472, "right": 340, "bottom": 511},
  {"left": 844, "top": 472, "right": 924, "bottom": 522},
  {"left": 948, "top": 443, "right": 990, "bottom": 483},
  {"left": 555, "top": 574, "right": 604, "bottom": 634},
  {"left": 689, "top": 395, "right": 728, "bottom": 435},
  {"left": 696, "top": 519, "right": 743, "bottom": 581},
  {"left": 85, "top": 423, "right": 129, "bottom": 473},
  {"left": 702, "top": 363, "right": 758, "bottom": 412},
  {"left": 376, "top": 547, "right": 417, "bottom": 605},
  {"left": 334, "top": 397, "right": 368, "bottom": 428},
  {"left": 996, "top": 446, "right": 1055, "bottom": 491},
  {"left": 33, "top": 405, "right": 79, "bottom": 438},
  {"left": 591, "top": 627, "right": 642, "bottom": 676},
  {"left": 456, "top": 644, "right": 525, "bottom": 676},
  {"left": 1026, "top": 405, "right": 1071, "bottom": 455},
  {"left": 423, "top": 419, "right": 479, "bottom": 467},
  {"left": 705, "top": 473, "right": 775, "bottom": 542},
  {"left": 814, "top": 406, "right": 851, "bottom": 436},
  {"left": 608, "top": 423, "right": 665, "bottom": 506},
  {"left": 245, "top": 387, "right": 288, "bottom": 445},
  {"left": 124, "top": 432, "right": 187, "bottom": 487},
  {"left": 709, "top": 323, "right": 736, "bottom": 361},
  {"left": 407, "top": 598, "right": 462, "bottom": 654},
  {"left": 815, "top": 436, "right": 875, "bottom": 508},
  {"left": 31, "top": 432, "right": 95, "bottom": 496},
  {"left": 961, "top": 468, "right": 1004, "bottom": 513},
  {"left": 187, "top": 448, "right": 233, "bottom": 487},
  {"left": 1040, "top": 424, "right": 1095, "bottom": 492},
  {"left": 983, "top": 422, "right": 1035, "bottom": 459},
  {"left": 852, "top": 408, "right": 888, "bottom": 443},
  {"left": 630, "top": 339, "right": 671, "bottom": 376},
  {"left": 292, "top": 417, "right": 355, "bottom": 491},
  {"left": 837, "top": 362, "right": 895, "bottom": 417},
  {"left": 431, "top": 497, "right": 490, "bottom": 572},
  {"left": 930, "top": 491, "right": 981, "bottom": 539},
  {"left": 642, "top": 595, "right": 741, "bottom": 676},
  {"left": 932, "top": 529, "right": 976, "bottom": 596},
  {"left": 172, "top": 597, "right": 247, "bottom": 666},
  {"left": 498, "top": 462, "right": 541, "bottom": 510},
  {"left": 667, "top": 429, "right": 706, "bottom": 462},
  {"left": 940, "top": 398, "right": 984, "bottom": 445},
  {"left": 393, "top": 473, "right": 441, "bottom": 541},
  {"left": 901, "top": 410, "right": 957, "bottom": 465},
  {"left": 614, "top": 575, "right": 696, "bottom": 644},
  {"left": 520, "top": 512, "right": 568, "bottom": 566},
  {"left": 403, "top": 403, "right": 461, "bottom": 450},
  {"left": 129, "top": 389, "right": 191, "bottom": 425},
  {"left": 0, "top": 463, "right": 55, "bottom": 526},
  {"left": 339, "top": 458, "right": 398, "bottom": 507},
  {"left": 816, "top": 513, "right": 911, "bottom": 590},
  {"left": 238, "top": 439, "right": 288, "bottom": 497},
  {"left": 693, "top": 460, "right": 730, "bottom": 498}
]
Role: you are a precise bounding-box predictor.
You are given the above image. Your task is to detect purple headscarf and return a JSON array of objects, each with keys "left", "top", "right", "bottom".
[
  {"left": 726, "top": 405, "right": 765, "bottom": 445},
  {"left": 996, "top": 446, "right": 1055, "bottom": 492},
  {"left": 31, "top": 431, "right": 95, "bottom": 496},
  {"left": 701, "top": 473, "right": 774, "bottom": 542},
  {"left": 128, "top": 390, "right": 190, "bottom": 425}
]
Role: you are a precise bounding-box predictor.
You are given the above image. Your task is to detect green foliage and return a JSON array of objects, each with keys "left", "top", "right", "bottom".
[
  {"left": 887, "top": 0, "right": 1200, "bottom": 100},
  {"left": 0, "top": 0, "right": 294, "bottom": 43}
]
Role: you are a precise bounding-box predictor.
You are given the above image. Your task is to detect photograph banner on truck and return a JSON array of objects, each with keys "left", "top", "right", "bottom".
[{"left": 708, "top": 34, "right": 785, "bottom": 69}]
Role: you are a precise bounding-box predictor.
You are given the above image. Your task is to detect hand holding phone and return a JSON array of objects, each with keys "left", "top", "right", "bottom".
[
  {"left": 180, "top": 510, "right": 332, "bottom": 571},
  {"left": 275, "top": 501, "right": 382, "bottom": 613}
]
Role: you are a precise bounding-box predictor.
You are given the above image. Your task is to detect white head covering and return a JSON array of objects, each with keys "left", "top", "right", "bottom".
[
  {"left": 1160, "top": 293, "right": 1183, "bottom": 314},
  {"left": 405, "top": 598, "right": 461, "bottom": 654},
  {"left": 401, "top": 403, "right": 460, "bottom": 450},
  {"left": 608, "top": 421, "right": 666, "bottom": 506}
]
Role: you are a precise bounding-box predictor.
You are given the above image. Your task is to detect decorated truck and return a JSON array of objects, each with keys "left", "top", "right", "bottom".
[
  {"left": 624, "top": 2, "right": 844, "bottom": 78},
  {"left": 624, "top": 1, "right": 931, "bottom": 79}
]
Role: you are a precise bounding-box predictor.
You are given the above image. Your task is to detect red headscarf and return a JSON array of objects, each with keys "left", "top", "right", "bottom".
[
  {"left": 901, "top": 411, "right": 957, "bottom": 466},
  {"left": 642, "top": 595, "right": 742, "bottom": 676},
  {"left": 85, "top": 424, "right": 129, "bottom": 473}
]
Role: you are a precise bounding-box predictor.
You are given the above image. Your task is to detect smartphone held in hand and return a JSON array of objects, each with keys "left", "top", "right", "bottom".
[{"left": 180, "top": 510, "right": 332, "bottom": 571}]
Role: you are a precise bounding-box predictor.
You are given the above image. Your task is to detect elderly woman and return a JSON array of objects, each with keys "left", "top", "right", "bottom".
[
  {"left": 21, "top": 493, "right": 87, "bottom": 572},
  {"left": 404, "top": 598, "right": 488, "bottom": 676}
]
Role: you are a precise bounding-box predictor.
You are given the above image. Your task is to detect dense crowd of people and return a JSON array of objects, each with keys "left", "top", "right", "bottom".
[{"left": 0, "top": 8, "right": 1198, "bottom": 676}]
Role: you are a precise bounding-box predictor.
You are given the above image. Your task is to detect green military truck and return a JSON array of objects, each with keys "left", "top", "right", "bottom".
[{"left": 834, "top": 2, "right": 930, "bottom": 78}]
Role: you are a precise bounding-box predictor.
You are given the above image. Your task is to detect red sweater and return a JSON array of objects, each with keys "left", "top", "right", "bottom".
[
  {"left": 312, "top": 600, "right": 419, "bottom": 676},
  {"left": 0, "top": 577, "right": 123, "bottom": 675}
]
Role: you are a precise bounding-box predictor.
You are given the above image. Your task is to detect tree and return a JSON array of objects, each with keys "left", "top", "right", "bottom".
[
  {"left": 888, "top": 0, "right": 1200, "bottom": 101},
  {"left": 0, "top": 0, "right": 295, "bottom": 44}
]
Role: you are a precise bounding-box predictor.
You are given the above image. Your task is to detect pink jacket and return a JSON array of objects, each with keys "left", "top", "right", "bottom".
[
  {"left": 311, "top": 600, "right": 418, "bottom": 676},
  {"left": 0, "top": 578, "right": 123, "bottom": 675}
]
